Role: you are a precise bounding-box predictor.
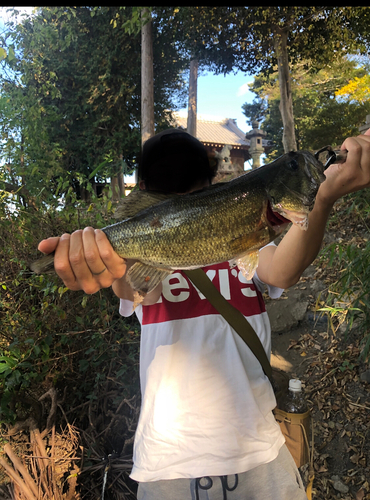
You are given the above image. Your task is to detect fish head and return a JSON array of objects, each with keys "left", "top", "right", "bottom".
[{"left": 265, "top": 150, "right": 326, "bottom": 230}]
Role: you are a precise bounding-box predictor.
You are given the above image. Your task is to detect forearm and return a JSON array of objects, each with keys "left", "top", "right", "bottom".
[{"left": 258, "top": 195, "right": 334, "bottom": 289}]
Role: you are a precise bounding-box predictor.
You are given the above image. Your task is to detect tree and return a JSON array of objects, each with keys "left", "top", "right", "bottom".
[
  {"left": 141, "top": 8, "right": 154, "bottom": 146},
  {"left": 154, "top": 7, "right": 236, "bottom": 138},
  {"left": 169, "top": 7, "right": 370, "bottom": 152},
  {"left": 336, "top": 74, "right": 370, "bottom": 103},
  {"left": 242, "top": 56, "right": 370, "bottom": 160},
  {"left": 187, "top": 59, "right": 198, "bottom": 137},
  {"left": 0, "top": 7, "right": 188, "bottom": 203},
  {"left": 232, "top": 7, "right": 370, "bottom": 152}
]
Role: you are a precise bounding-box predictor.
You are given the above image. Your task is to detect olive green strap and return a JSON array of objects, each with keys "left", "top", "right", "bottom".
[{"left": 184, "top": 268, "right": 273, "bottom": 383}]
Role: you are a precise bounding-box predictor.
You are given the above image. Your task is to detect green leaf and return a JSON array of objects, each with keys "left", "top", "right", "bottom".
[
  {"left": 88, "top": 159, "right": 110, "bottom": 180},
  {"left": 0, "top": 48, "right": 7, "bottom": 61},
  {"left": 0, "top": 363, "right": 12, "bottom": 374},
  {"left": 0, "top": 356, "right": 17, "bottom": 368},
  {"left": 7, "top": 47, "right": 15, "bottom": 62}
]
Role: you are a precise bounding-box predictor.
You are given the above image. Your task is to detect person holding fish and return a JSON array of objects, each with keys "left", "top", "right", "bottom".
[{"left": 36, "top": 128, "right": 370, "bottom": 499}]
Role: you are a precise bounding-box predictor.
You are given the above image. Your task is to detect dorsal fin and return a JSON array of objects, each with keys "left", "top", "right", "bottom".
[{"left": 114, "top": 190, "right": 175, "bottom": 220}]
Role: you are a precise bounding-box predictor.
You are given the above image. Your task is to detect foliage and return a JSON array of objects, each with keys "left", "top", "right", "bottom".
[
  {"left": 154, "top": 7, "right": 235, "bottom": 73},
  {"left": 243, "top": 57, "right": 370, "bottom": 160},
  {"left": 168, "top": 6, "right": 370, "bottom": 152},
  {"left": 0, "top": 189, "right": 141, "bottom": 427},
  {"left": 166, "top": 7, "right": 369, "bottom": 74},
  {"left": 0, "top": 7, "right": 188, "bottom": 204},
  {"left": 318, "top": 190, "right": 370, "bottom": 361},
  {"left": 336, "top": 75, "right": 370, "bottom": 103}
]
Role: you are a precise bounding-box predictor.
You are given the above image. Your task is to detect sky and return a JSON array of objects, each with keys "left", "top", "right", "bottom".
[{"left": 178, "top": 71, "right": 255, "bottom": 134}]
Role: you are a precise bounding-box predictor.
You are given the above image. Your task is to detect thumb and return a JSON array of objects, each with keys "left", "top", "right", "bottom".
[
  {"left": 38, "top": 236, "right": 61, "bottom": 254},
  {"left": 364, "top": 128, "right": 370, "bottom": 137}
]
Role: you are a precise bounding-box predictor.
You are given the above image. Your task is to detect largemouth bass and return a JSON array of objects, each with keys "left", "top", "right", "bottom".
[{"left": 31, "top": 150, "right": 326, "bottom": 299}]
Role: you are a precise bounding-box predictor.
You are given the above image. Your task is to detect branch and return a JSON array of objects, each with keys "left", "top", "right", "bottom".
[{"left": 0, "top": 180, "right": 38, "bottom": 210}]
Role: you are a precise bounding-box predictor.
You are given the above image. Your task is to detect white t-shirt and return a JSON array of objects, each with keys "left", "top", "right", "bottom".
[{"left": 120, "top": 260, "right": 285, "bottom": 482}]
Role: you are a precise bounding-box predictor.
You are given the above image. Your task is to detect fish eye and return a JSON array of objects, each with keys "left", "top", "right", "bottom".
[{"left": 289, "top": 159, "right": 299, "bottom": 171}]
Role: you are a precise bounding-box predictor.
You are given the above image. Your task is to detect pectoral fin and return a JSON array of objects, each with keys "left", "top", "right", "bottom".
[
  {"left": 126, "top": 261, "right": 172, "bottom": 305},
  {"left": 230, "top": 250, "right": 259, "bottom": 280}
]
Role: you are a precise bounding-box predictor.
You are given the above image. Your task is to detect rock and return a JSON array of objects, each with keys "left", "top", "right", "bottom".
[
  {"left": 301, "top": 265, "right": 317, "bottom": 279},
  {"left": 331, "top": 475, "right": 349, "bottom": 494},
  {"left": 309, "top": 279, "right": 326, "bottom": 296},
  {"left": 266, "top": 298, "right": 309, "bottom": 333},
  {"left": 305, "top": 311, "right": 329, "bottom": 329},
  {"left": 360, "top": 370, "right": 370, "bottom": 384},
  {"left": 266, "top": 284, "right": 310, "bottom": 333}
]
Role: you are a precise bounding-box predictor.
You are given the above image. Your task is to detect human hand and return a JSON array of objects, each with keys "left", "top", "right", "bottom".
[
  {"left": 317, "top": 128, "right": 370, "bottom": 206},
  {"left": 37, "top": 227, "right": 127, "bottom": 294}
]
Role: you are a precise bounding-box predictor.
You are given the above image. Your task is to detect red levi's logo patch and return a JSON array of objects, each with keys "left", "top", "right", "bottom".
[{"left": 142, "top": 262, "right": 266, "bottom": 325}]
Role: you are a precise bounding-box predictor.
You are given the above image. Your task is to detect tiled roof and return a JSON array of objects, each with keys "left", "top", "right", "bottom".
[{"left": 172, "top": 113, "right": 250, "bottom": 148}]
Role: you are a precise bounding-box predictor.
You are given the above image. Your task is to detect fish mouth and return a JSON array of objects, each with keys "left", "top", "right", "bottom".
[
  {"left": 266, "top": 201, "right": 291, "bottom": 226},
  {"left": 267, "top": 201, "right": 309, "bottom": 231},
  {"left": 274, "top": 180, "right": 316, "bottom": 208}
]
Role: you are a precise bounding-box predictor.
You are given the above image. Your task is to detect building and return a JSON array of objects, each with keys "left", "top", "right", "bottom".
[{"left": 171, "top": 113, "right": 271, "bottom": 180}]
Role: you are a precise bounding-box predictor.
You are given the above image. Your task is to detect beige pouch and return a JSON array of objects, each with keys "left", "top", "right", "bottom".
[{"left": 273, "top": 408, "right": 311, "bottom": 468}]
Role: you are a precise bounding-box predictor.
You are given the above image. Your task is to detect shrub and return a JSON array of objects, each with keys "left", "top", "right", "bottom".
[
  {"left": 0, "top": 190, "right": 141, "bottom": 430},
  {"left": 318, "top": 190, "right": 370, "bottom": 361}
]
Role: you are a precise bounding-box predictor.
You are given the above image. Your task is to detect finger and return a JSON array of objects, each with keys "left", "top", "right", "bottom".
[
  {"left": 38, "top": 236, "right": 60, "bottom": 254},
  {"left": 338, "top": 135, "right": 370, "bottom": 187},
  {"left": 94, "top": 229, "right": 127, "bottom": 279},
  {"left": 342, "top": 136, "right": 362, "bottom": 160},
  {"left": 348, "top": 134, "right": 370, "bottom": 177},
  {"left": 81, "top": 227, "right": 109, "bottom": 277},
  {"left": 356, "top": 133, "right": 370, "bottom": 184},
  {"left": 53, "top": 233, "right": 80, "bottom": 289},
  {"left": 67, "top": 229, "right": 99, "bottom": 292},
  {"left": 74, "top": 227, "right": 124, "bottom": 293}
]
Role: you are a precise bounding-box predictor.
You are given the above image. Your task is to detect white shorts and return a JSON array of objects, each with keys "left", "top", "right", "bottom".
[{"left": 137, "top": 444, "right": 308, "bottom": 500}]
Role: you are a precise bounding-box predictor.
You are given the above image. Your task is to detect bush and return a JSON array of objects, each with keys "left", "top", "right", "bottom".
[
  {"left": 318, "top": 190, "right": 370, "bottom": 361},
  {"left": 0, "top": 191, "right": 141, "bottom": 431}
]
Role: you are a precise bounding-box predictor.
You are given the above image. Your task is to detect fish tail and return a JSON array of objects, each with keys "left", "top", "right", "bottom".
[{"left": 30, "top": 252, "right": 55, "bottom": 274}]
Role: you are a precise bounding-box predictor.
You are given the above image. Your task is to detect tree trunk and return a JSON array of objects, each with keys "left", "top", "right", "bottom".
[
  {"left": 111, "top": 157, "right": 125, "bottom": 200},
  {"left": 141, "top": 8, "right": 155, "bottom": 147},
  {"left": 118, "top": 170, "right": 125, "bottom": 197},
  {"left": 273, "top": 29, "right": 297, "bottom": 153},
  {"left": 187, "top": 58, "right": 198, "bottom": 137},
  {"left": 111, "top": 175, "right": 120, "bottom": 201}
]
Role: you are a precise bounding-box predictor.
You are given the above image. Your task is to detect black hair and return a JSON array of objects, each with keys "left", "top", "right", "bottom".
[{"left": 138, "top": 128, "right": 218, "bottom": 193}]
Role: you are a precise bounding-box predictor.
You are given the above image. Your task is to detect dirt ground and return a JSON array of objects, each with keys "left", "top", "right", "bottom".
[{"left": 269, "top": 272, "right": 370, "bottom": 500}]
